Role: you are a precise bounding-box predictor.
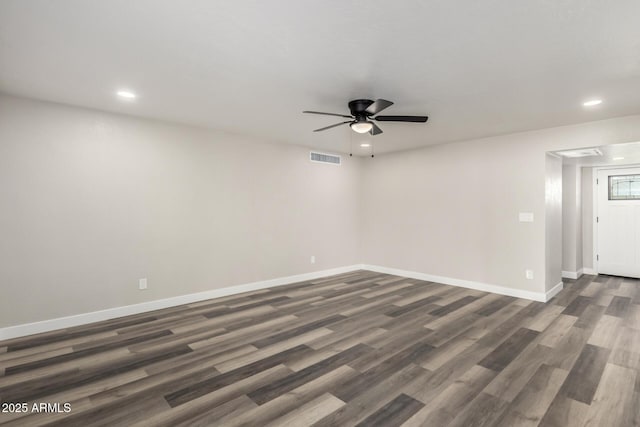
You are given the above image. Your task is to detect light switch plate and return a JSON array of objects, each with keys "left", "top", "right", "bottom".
[{"left": 519, "top": 212, "right": 534, "bottom": 222}]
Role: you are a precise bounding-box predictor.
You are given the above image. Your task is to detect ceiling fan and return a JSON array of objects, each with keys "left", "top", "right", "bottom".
[{"left": 303, "top": 99, "right": 428, "bottom": 136}]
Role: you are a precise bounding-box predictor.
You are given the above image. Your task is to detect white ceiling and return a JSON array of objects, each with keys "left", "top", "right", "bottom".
[{"left": 1, "top": 1, "right": 640, "bottom": 154}]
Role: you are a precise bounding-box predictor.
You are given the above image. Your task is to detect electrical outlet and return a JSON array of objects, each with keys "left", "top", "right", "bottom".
[
  {"left": 310, "top": 255, "right": 316, "bottom": 264},
  {"left": 525, "top": 270, "right": 534, "bottom": 280},
  {"left": 139, "top": 278, "right": 148, "bottom": 290}
]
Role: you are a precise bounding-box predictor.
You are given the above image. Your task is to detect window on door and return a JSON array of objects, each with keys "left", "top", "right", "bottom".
[{"left": 609, "top": 174, "right": 640, "bottom": 200}]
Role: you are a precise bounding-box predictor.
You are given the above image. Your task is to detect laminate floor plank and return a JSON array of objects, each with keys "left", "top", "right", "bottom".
[
  {"left": 610, "top": 326, "right": 640, "bottom": 371},
  {"left": 187, "top": 314, "right": 299, "bottom": 351},
  {"left": 222, "top": 365, "right": 357, "bottom": 427},
  {"left": 526, "top": 304, "right": 566, "bottom": 332},
  {"left": 625, "top": 303, "right": 640, "bottom": 330},
  {"left": 384, "top": 295, "right": 442, "bottom": 317},
  {"left": 246, "top": 343, "right": 370, "bottom": 405},
  {"left": 474, "top": 295, "right": 517, "bottom": 317},
  {"left": 557, "top": 343, "right": 611, "bottom": 404},
  {"left": 573, "top": 303, "right": 606, "bottom": 330},
  {"left": 379, "top": 304, "right": 439, "bottom": 331},
  {"left": 264, "top": 392, "right": 345, "bottom": 427},
  {"left": 561, "top": 295, "right": 593, "bottom": 317},
  {"left": 542, "top": 326, "right": 592, "bottom": 371},
  {"left": 213, "top": 328, "right": 333, "bottom": 373},
  {"left": 401, "top": 364, "right": 496, "bottom": 426},
  {"left": 250, "top": 315, "right": 346, "bottom": 348},
  {"left": 312, "top": 364, "right": 426, "bottom": 427},
  {"left": 446, "top": 392, "right": 509, "bottom": 427},
  {"left": 176, "top": 395, "right": 258, "bottom": 427},
  {"left": 353, "top": 393, "right": 423, "bottom": 427},
  {"left": 165, "top": 344, "right": 313, "bottom": 407},
  {"left": 538, "top": 396, "right": 590, "bottom": 427},
  {"left": 132, "top": 365, "right": 292, "bottom": 427},
  {"left": 336, "top": 341, "right": 434, "bottom": 403},
  {"left": 429, "top": 295, "right": 480, "bottom": 316},
  {"left": 2, "top": 317, "right": 158, "bottom": 353},
  {"left": 587, "top": 314, "right": 623, "bottom": 349},
  {"left": 406, "top": 304, "right": 540, "bottom": 404},
  {"left": 5, "top": 329, "right": 172, "bottom": 375},
  {"left": 537, "top": 314, "right": 578, "bottom": 348},
  {"left": 478, "top": 327, "right": 539, "bottom": 372},
  {"left": 494, "top": 363, "right": 568, "bottom": 427},
  {"left": 286, "top": 328, "right": 387, "bottom": 372},
  {"left": 421, "top": 312, "right": 483, "bottom": 347},
  {"left": 606, "top": 295, "right": 632, "bottom": 318},
  {"left": 390, "top": 286, "right": 442, "bottom": 307},
  {"left": 351, "top": 328, "right": 434, "bottom": 373},
  {"left": 0, "top": 331, "right": 120, "bottom": 364},
  {"left": 1, "top": 270, "right": 638, "bottom": 426},
  {"left": 582, "top": 363, "right": 637, "bottom": 427},
  {"left": 423, "top": 293, "right": 497, "bottom": 330},
  {"left": 483, "top": 343, "right": 550, "bottom": 402}
]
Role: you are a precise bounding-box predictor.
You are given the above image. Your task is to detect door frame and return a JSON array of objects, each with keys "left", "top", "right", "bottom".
[{"left": 592, "top": 164, "right": 640, "bottom": 275}]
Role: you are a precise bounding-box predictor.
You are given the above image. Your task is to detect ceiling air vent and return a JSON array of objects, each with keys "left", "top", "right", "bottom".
[
  {"left": 310, "top": 152, "right": 341, "bottom": 165},
  {"left": 556, "top": 148, "right": 603, "bottom": 158}
]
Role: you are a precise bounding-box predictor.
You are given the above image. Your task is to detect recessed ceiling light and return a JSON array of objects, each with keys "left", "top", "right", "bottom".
[
  {"left": 117, "top": 90, "right": 137, "bottom": 100},
  {"left": 360, "top": 143, "right": 371, "bottom": 148},
  {"left": 583, "top": 99, "right": 602, "bottom": 107},
  {"left": 613, "top": 156, "right": 625, "bottom": 160}
]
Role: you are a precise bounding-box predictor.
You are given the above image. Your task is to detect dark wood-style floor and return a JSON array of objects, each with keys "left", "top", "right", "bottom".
[{"left": 0, "top": 270, "right": 639, "bottom": 426}]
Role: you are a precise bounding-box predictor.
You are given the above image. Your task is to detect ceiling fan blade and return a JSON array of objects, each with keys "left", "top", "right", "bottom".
[
  {"left": 375, "top": 115, "right": 428, "bottom": 123},
  {"left": 303, "top": 110, "right": 353, "bottom": 119},
  {"left": 365, "top": 99, "right": 394, "bottom": 115},
  {"left": 313, "top": 121, "right": 351, "bottom": 132},
  {"left": 370, "top": 122, "right": 383, "bottom": 135}
]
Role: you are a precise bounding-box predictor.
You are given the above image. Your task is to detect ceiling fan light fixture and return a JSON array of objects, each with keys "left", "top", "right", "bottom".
[{"left": 350, "top": 121, "right": 373, "bottom": 134}]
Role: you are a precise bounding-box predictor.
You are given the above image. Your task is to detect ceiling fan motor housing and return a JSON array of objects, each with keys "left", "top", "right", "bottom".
[{"left": 348, "top": 99, "right": 375, "bottom": 121}]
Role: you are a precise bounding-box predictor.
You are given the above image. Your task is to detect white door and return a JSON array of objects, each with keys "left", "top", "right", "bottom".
[{"left": 597, "top": 167, "right": 640, "bottom": 277}]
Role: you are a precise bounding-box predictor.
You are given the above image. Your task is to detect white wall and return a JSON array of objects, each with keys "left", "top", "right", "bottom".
[
  {"left": 361, "top": 114, "right": 640, "bottom": 296},
  {"left": 0, "top": 95, "right": 362, "bottom": 328},
  {"left": 562, "top": 164, "right": 583, "bottom": 275},
  {"left": 545, "top": 154, "right": 563, "bottom": 290},
  {"left": 582, "top": 167, "right": 594, "bottom": 270},
  {"left": 575, "top": 167, "right": 583, "bottom": 272}
]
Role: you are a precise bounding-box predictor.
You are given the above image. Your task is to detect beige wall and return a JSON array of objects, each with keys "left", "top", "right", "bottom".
[
  {"left": 4, "top": 93, "right": 640, "bottom": 328},
  {"left": 0, "top": 95, "right": 362, "bottom": 327},
  {"left": 361, "top": 136, "right": 547, "bottom": 294},
  {"left": 361, "top": 115, "right": 640, "bottom": 295}
]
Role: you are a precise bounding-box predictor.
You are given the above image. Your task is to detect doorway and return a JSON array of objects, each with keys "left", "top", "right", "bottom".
[{"left": 596, "top": 167, "right": 640, "bottom": 278}]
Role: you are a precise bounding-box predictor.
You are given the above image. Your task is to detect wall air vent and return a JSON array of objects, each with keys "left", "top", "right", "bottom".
[
  {"left": 556, "top": 148, "right": 603, "bottom": 158},
  {"left": 310, "top": 152, "right": 341, "bottom": 165}
]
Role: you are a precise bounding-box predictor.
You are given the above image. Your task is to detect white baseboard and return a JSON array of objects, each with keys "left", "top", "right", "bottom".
[
  {"left": 0, "top": 264, "right": 365, "bottom": 341},
  {"left": 562, "top": 269, "right": 584, "bottom": 280},
  {"left": 362, "top": 264, "right": 552, "bottom": 302},
  {"left": 0, "top": 263, "right": 567, "bottom": 341},
  {"left": 582, "top": 268, "right": 597, "bottom": 275},
  {"left": 545, "top": 281, "right": 564, "bottom": 301}
]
